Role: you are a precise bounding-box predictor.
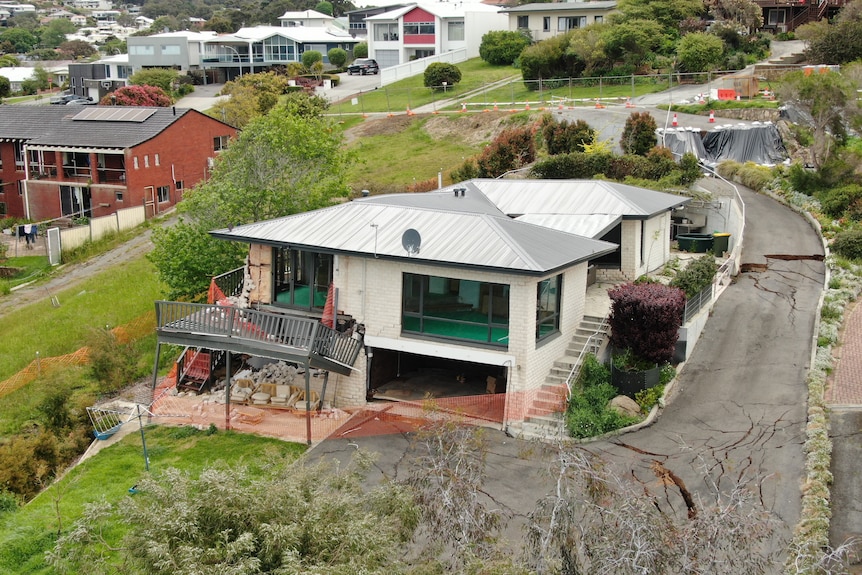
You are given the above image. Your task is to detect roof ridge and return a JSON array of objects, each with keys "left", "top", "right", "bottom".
[{"left": 482, "top": 214, "right": 542, "bottom": 271}]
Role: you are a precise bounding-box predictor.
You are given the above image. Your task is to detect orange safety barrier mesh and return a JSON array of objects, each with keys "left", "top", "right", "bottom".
[
  {"left": 0, "top": 311, "right": 157, "bottom": 400},
  {"left": 0, "top": 347, "right": 91, "bottom": 399}
]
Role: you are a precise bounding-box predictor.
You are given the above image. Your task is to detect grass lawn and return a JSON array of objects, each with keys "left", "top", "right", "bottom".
[
  {"left": 344, "top": 111, "right": 535, "bottom": 189},
  {"left": 0, "top": 255, "right": 164, "bottom": 382},
  {"left": 0, "top": 425, "right": 306, "bottom": 575},
  {"left": 0, "top": 256, "right": 52, "bottom": 292}
]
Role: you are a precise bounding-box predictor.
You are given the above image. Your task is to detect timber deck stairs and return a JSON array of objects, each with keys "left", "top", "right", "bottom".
[{"left": 509, "top": 315, "right": 610, "bottom": 439}]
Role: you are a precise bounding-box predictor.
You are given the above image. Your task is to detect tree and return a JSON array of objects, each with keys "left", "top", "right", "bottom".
[
  {"left": 778, "top": 69, "right": 860, "bottom": 168},
  {"left": 676, "top": 32, "right": 725, "bottom": 73},
  {"left": 424, "top": 62, "right": 462, "bottom": 91},
  {"left": 798, "top": 0, "right": 862, "bottom": 65},
  {"left": 100, "top": 85, "right": 172, "bottom": 107},
  {"left": 129, "top": 68, "right": 178, "bottom": 92},
  {"left": 479, "top": 30, "right": 531, "bottom": 66},
  {"left": 541, "top": 115, "right": 596, "bottom": 155},
  {"left": 40, "top": 19, "right": 78, "bottom": 48},
  {"left": 0, "top": 28, "right": 38, "bottom": 53},
  {"left": 612, "top": 0, "right": 705, "bottom": 43},
  {"left": 0, "top": 54, "right": 20, "bottom": 67},
  {"left": 315, "top": 0, "right": 333, "bottom": 15},
  {"left": 353, "top": 42, "right": 368, "bottom": 58},
  {"left": 476, "top": 125, "right": 536, "bottom": 177},
  {"left": 328, "top": 47, "right": 347, "bottom": 68},
  {"left": 58, "top": 40, "right": 98, "bottom": 60},
  {"left": 151, "top": 98, "right": 351, "bottom": 298},
  {"left": 301, "top": 49, "right": 323, "bottom": 70},
  {"left": 620, "top": 111, "right": 658, "bottom": 155},
  {"left": 0, "top": 75, "right": 9, "bottom": 99},
  {"left": 215, "top": 72, "right": 289, "bottom": 128},
  {"left": 566, "top": 24, "right": 611, "bottom": 76},
  {"left": 709, "top": 0, "right": 763, "bottom": 32}
]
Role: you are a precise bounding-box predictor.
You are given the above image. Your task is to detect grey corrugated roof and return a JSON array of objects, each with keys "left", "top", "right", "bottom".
[
  {"left": 501, "top": 1, "right": 616, "bottom": 12},
  {"left": 212, "top": 201, "right": 616, "bottom": 275},
  {"left": 356, "top": 183, "right": 505, "bottom": 216},
  {"left": 470, "top": 179, "right": 689, "bottom": 219},
  {"left": 0, "top": 106, "right": 216, "bottom": 149},
  {"left": 515, "top": 213, "right": 622, "bottom": 239}
]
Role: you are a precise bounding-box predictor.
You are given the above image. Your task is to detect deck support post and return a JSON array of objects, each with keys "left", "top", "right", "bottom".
[
  {"left": 305, "top": 367, "right": 312, "bottom": 446},
  {"left": 225, "top": 352, "right": 232, "bottom": 430}
]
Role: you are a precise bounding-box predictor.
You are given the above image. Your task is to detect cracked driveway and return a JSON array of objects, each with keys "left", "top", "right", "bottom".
[{"left": 311, "top": 183, "right": 825, "bottom": 562}]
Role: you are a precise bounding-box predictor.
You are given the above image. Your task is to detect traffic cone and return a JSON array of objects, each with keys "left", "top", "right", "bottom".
[
  {"left": 672, "top": 113, "right": 678, "bottom": 127},
  {"left": 406, "top": 106, "right": 414, "bottom": 116},
  {"left": 460, "top": 102, "right": 467, "bottom": 113},
  {"left": 525, "top": 102, "right": 530, "bottom": 110},
  {"left": 625, "top": 97, "right": 635, "bottom": 108},
  {"left": 493, "top": 101, "right": 498, "bottom": 111},
  {"left": 708, "top": 110, "right": 715, "bottom": 123},
  {"left": 558, "top": 101, "right": 564, "bottom": 110},
  {"left": 594, "top": 98, "right": 605, "bottom": 109}
]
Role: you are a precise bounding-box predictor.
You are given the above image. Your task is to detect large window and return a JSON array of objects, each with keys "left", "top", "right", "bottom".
[
  {"left": 517, "top": 15, "right": 529, "bottom": 29},
  {"left": 264, "top": 35, "right": 295, "bottom": 61},
  {"left": 374, "top": 22, "right": 399, "bottom": 41},
  {"left": 403, "top": 21, "right": 435, "bottom": 35},
  {"left": 558, "top": 16, "right": 586, "bottom": 31},
  {"left": 129, "top": 45, "right": 154, "bottom": 55},
  {"left": 402, "top": 273, "right": 509, "bottom": 346},
  {"left": 273, "top": 247, "right": 333, "bottom": 310},
  {"left": 448, "top": 21, "right": 464, "bottom": 41},
  {"left": 536, "top": 274, "right": 562, "bottom": 341}
]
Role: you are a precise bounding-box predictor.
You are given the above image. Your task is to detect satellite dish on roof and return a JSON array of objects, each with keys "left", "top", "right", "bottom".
[{"left": 402, "top": 228, "right": 421, "bottom": 256}]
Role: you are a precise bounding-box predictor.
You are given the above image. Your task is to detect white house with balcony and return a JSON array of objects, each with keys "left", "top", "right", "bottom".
[
  {"left": 500, "top": 1, "right": 618, "bottom": 42},
  {"left": 364, "top": 2, "right": 507, "bottom": 67},
  {"left": 278, "top": 9, "right": 334, "bottom": 28},
  {"left": 200, "top": 26, "right": 359, "bottom": 81}
]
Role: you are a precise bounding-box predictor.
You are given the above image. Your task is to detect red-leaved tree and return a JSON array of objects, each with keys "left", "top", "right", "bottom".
[
  {"left": 99, "top": 85, "right": 171, "bottom": 107},
  {"left": 608, "top": 282, "right": 686, "bottom": 365}
]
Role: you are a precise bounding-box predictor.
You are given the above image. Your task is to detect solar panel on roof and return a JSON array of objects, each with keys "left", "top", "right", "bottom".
[{"left": 72, "top": 108, "right": 157, "bottom": 122}]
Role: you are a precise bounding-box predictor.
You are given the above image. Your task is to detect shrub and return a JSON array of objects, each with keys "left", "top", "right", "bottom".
[
  {"left": 327, "top": 47, "right": 347, "bottom": 68},
  {"left": 620, "top": 112, "right": 658, "bottom": 156},
  {"left": 670, "top": 254, "right": 717, "bottom": 298},
  {"left": 129, "top": 68, "right": 178, "bottom": 92},
  {"left": 424, "top": 62, "right": 462, "bottom": 91},
  {"left": 519, "top": 32, "right": 580, "bottom": 88},
  {"left": 353, "top": 42, "right": 368, "bottom": 58},
  {"left": 531, "top": 151, "right": 613, "bottom": 179},
  {"left": 541, "top": 115, "right": 595, "bottom": 155},
  {"left": 566, "top": 355, "right": 639, "bottom": 439},
  {"left": 87, "top": 327, "right": 144, "bottom": 395},
  {"left": 479, "top": 30, "right": 531, "bottom": 65},
  {"left": 476, "top": 125, "right": 535, "bottom": 178},
  {"left": 608, "top": 282, "right": 686, "bottom": 365},
  {"left": 677, "top": 152, "right": 703, "bottom": 186},
  {"left": 301, "top": 50, "right": 323, "bottom": 69},
  {"left": 99, "top": 85, "right": 171, "bottom": 107},
  {"left": 817, "top": 184, "right": 862, "bottom": 219},
  {"left": 450, "top": 157, "right": 479, "bottom": 182},
  {"left": 635, "top": 383, "right": 665, "bottom": 412},
  {"left": 0, "top": 490, "right": 18, "bottom": 516},
  {"left": 832, "top": 229, "right": 862, "bottom": 260}
]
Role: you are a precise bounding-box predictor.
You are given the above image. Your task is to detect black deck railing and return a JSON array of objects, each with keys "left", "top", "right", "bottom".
[
  {"left": 212, "top": 266, "right": 245, "bottom": 299},
  {"left": 155, "top": 301, "right": 362, "bottom": 370}
]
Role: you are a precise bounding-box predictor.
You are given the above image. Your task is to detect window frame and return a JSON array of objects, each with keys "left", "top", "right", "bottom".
[
  {"left": 402, "top": 272, "right": 510, "bottom": 347},
  {"left": 156, "top": 185, "right": 170, "bottom": 203},
  {"left": 272, "top": 247, "right": 333, "bottom": 311},
  {"left": 536, "top": 274, "right": 562, "bottom": 342}
]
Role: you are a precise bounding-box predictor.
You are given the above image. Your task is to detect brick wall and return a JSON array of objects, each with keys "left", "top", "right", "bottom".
[{"left": 0, "top": 142, "right": 25, "bottom": 218}]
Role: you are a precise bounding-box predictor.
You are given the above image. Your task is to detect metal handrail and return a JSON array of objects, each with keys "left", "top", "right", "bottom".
[
  {"left": 212, "top": 266, "right": 245, "bottom": 299},
  {"left": 565, "top": 316, "right": 609, "bottom": 400}
]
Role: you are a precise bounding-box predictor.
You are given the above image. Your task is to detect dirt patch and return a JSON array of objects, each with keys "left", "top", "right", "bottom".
[{"left": 344, "top": 111, "right": 517, "bottom": 147}]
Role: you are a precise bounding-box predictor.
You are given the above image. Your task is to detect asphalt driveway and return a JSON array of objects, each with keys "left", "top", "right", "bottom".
[{"left": 311, "top": 182, "right": 825, "bottom": 564}]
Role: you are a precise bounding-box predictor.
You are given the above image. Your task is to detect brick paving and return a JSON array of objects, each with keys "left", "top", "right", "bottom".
[{"left": 826, "top": 301, "right": 862, "bottom": 406}]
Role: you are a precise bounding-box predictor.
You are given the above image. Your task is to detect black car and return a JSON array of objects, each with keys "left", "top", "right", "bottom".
[{"left": 347, "top": 58, "right": 379, "bottom": 75}]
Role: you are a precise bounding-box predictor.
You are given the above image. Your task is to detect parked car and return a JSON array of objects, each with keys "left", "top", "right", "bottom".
[
  {"left": 65, "top": 97, "right": 95, "bottom": 106},
  {"left": 50, "top": 93, "right": 91, "bottom": 105},
  {"left": 347, "top": 58, "right": 379, "bottom": 75}
]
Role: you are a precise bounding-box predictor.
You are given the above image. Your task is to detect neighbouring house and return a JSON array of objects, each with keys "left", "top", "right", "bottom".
[
  {"left": 754, "top": 0, "right": 846, "bottom": 33},
  {"left": 0, "top": 106, "right": 236, "bottom": 220},
  {"left": 153, "top": 179, "right": 688, "bottom": 430},
  {"left": 364, "top": 2, "right": 507, "bottom": 66},
  {"left": 500, "top": 1, "right": 617, "bottom": 42},
  {"left": 278, "top": 9, "right": 335, "bottom": 28},
  {"left": 0, "top": 67, "right": 35, "bottom": 93},
  {"left": 127, "top": 25, "right": 359, "bottom": 83},
  {"left": 345, "top": 4, "right": 410, "bottom": 39},
  {"left": 67, "top": 55, "right": 132, "bottom": 101}
]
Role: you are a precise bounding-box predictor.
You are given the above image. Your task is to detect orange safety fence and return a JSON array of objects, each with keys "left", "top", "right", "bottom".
[{"left": 0, "top": 311, "right": 157, "bottom": 400}]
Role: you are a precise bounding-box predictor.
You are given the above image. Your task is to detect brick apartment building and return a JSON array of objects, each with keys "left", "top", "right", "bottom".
[{"left": 0, "top": 106, "right": 236, "bottom": 221}]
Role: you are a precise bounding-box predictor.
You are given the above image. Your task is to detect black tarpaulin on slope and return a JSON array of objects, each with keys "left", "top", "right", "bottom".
[
  {"left": 702, "top": 124, "right": 788, "bottom": 166},
  {"left": 659, "top": 129, "right": 709, "bottom": 161}
]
